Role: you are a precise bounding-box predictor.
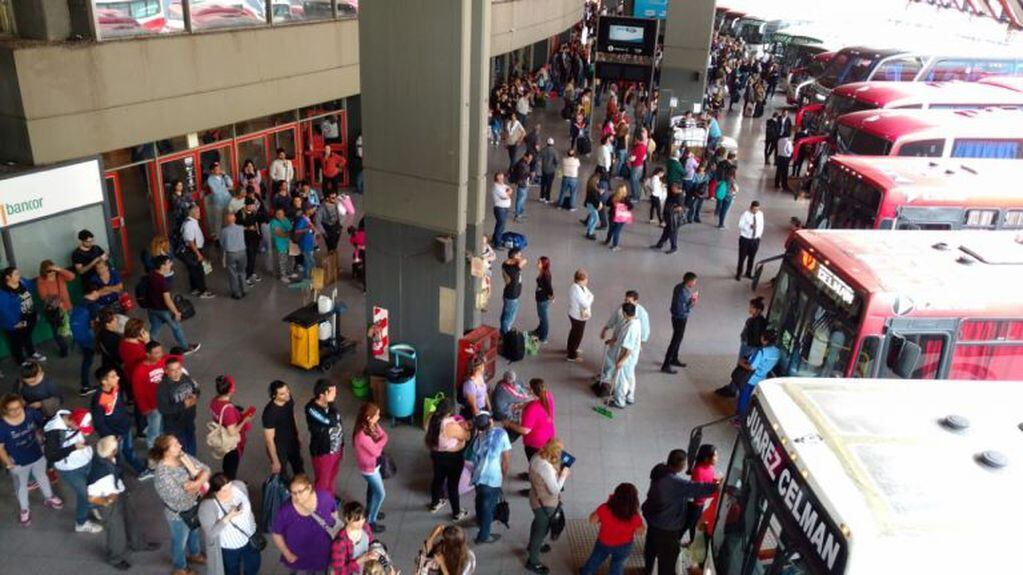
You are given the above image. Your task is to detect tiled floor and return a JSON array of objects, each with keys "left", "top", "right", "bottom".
[{"left": 0, "top": 93, "right": 805, "bottom": 574}]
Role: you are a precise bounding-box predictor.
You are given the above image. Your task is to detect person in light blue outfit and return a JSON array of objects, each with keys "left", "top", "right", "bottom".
[
  {"left": 598, "top": 292, "right": 649, "bottom": 385},
  {"left": 469, "top": 412, "right": 512, "bottom": 544},
  {"left": 705, "top": 113, "right": 722, "bottom": 154},
  {"left": 736, "top": 330, "right": 781, "bottom": 416},
  {"left": 204, "top": 161, "right": 233, "bottom": 240},
  {"left": 607, "top": 303, "right": 642, "bottom": 409},
  {"left": 293, "top": 204, "right": 318, "bottom": 281}
]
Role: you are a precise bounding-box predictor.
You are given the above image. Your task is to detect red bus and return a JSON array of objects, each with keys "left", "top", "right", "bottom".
[
  {"left": 786, "top": 51, "right": 834, "bottom": 105},
  {"left": 815, "top": 80, "right": 1023, "bottom": 134},
  {"left": 756, "top": 229, "right": 1023, "bottom": 380},
  {"left": 834, "top": 108, "right": 1023, "bottom": 159},
  {"left": 805, "top": 47, "right": 1023, "bottom": 103},
  {"left": 978, "top": 75, "right": 1023, "bottom": 93},
  {"left": 807, "top": 155, "right": 1023, "bottom": 230}
]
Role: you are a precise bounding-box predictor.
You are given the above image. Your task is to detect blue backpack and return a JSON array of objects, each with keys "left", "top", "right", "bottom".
[
  {"left": 69, "top": 307, "right": 94, "bottom": 349},
  {"left": 501, "top": 232, "right": 528, "bottom": 251}
]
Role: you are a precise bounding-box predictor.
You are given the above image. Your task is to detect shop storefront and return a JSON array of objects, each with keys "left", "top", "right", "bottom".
[
  {"left": 100, "top": 99, "right": 351, "bottom": 276},
  {"left": 0, "top": 159, "right": 111, "bottom": 276}
]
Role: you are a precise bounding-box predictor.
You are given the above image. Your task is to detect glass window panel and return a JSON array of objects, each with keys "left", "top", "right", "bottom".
[
  {"left": 301, "top": 99, "right": 345, "bottom": 119},
  {"left": 0, "top": 0, "right": 16, "bottom": 36},
  {"left": 9, "top": 204, "right": 109, "bottom": 275},
  {"left": 337, "top": 0, "right": 358, "bottom": 19},
  {"left": 1004, "top": 210, "right": 1023, "bottom": 229},
  {"left": 274, "top": 0, "right": 342, "bottom": 23},
  {"left": 237, "top": 137, "right": 268, "bottom": 177},
  {"left": 185, "top": 0, "right": 266, "bottom": 32},
  {"left": 964, "top": 209, "right": 998, "bottom": 229},
  {"left": 896, "top": 139, "right": 945, "bottom": 158},
  {"left": 93, "top": 0, "right": 178, "bottom": 39}
]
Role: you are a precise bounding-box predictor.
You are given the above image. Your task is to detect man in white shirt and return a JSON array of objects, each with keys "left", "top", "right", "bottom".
[
  {"left": 180, "top": 204, "right": 214, "bottom": 298},
  {"left": 597, "top": 135, "right": 613, "bottom": 187},
  {"left": 556, "top": 149, "right": 581, "bottom": 210},
  {"left": 515, "top": 94, "right": 531, "bottom": 126},
  {"left": 269, "top": 148, "right": 294, "bottom": 192},
  {"left": 775, "top": 132, "right": 793, "bottom": 191},
  {"left": 491, "top": 172, "right": 512, "bottom": 249},
  {"left": 736, "top": 201, "right": 764, "bottom": 281}
]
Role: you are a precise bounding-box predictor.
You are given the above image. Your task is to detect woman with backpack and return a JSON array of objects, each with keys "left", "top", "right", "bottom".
[
  {"left": 425, "top": 398, "right": 471, "bottom": 521},
  {"left": 525, "top": 437, "right": 570, "bottom": 574},
  {"left": 209, "top": 376, "right": 254, "bottom": 480}
]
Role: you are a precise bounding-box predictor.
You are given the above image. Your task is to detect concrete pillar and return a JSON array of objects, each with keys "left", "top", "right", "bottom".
[
  {"left": 655, "top": 0, "right": 716, "bottom": 138},
  {"left": 359, "top": 0, "right": 473, "bottom": 402},
  {"left": 12, "top": 0, "right": 72, "bottom": 41},
  {"left": 463, "top": 0, "right": 492, "bottom": 328}
]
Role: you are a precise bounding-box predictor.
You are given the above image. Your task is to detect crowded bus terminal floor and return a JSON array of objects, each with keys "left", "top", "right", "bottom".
[{"left": 0, "top": 89, "right": 806, "bottom": 572}]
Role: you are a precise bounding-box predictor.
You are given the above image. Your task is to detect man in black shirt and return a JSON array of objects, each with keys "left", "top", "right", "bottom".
[
  {"left": 156, "top": 357, "right": 199, "bottom": 455},
  {"left": 642, "top": 449, "right": 718, "bottom": 575},
  {"left": 305, "top": 378, "right": 344, "bottom": 494},
  {"left": 262, "top": 380, "right": 304, "bottom": 479},
  {"left": 499, "top": 248, "right": 527, "bottom": 335},
  {"left": 71, "top": 230, "right": 107, "bottom": 282},
  {"left": 235, "top": 198, "right": 266, "bottom": 285}
]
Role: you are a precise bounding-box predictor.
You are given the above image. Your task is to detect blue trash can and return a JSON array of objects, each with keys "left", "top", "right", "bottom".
[{"left": 386, "top": 344, "right": 417, "bottom": 422}]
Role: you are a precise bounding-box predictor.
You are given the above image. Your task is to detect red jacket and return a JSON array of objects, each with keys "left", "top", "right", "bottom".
[{"left": 330, "top": 524, "right": 375, "bottom": 575}]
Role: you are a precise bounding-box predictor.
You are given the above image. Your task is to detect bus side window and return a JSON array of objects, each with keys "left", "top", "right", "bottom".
[
  {"left": 949, "top": 320, "right": 1023, "bottom": 380},
  {"left": 896, "top": 139, "right": 944, "bottom": 157},
  {"left": 951, "top": 139, "right": 1023, "bottom": 159},
  {"left": 1004, "top": 210, "right": 1023, "bottom": 229},
  {"left": 880, "top": 333, "right": 947, "bottom": 379},
  {"left": 964, "top": 209, "right": 999, "bottom": 229}
]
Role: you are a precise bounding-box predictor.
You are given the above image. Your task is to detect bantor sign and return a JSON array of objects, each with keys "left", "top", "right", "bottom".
[
  {"left": 0, "top": 159, "right": 104, "bottom": 228},
  {"left": 745, "top": 398, "right": 848, "bottom": 574}
]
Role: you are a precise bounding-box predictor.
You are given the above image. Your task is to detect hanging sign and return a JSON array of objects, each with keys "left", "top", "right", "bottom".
[{"left": 0, "top": 159, "right": 104, "bottom": 228}]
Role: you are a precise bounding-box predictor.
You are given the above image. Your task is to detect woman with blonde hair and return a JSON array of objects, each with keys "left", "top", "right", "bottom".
[
  {"left": 603, "top": 184, "right": 633, "bottom": 251},
  {"left": 525, "top": 437, "right": 570, "bottom": 573},
  {"left": 353, "top": 402, "right": 389, "bottom": 532}
]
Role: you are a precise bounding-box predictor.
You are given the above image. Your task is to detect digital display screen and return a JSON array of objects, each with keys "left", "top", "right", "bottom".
[
  {"left": 608, "top": 24, "right": 645, "bottom": 43},
  {"left": 597, "top": 16, "right": 658, "bottom": 57}
]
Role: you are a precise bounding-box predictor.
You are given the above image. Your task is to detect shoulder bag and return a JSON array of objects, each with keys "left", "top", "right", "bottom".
[
  {"left": 215, "top": 499, "right": 267, "bottom": 551},
  {"left": 206, "top": 404, "right": 241, "bottom": 460},
  {"left": 378, "top": 453, "right": 398, "bottom": 480}
]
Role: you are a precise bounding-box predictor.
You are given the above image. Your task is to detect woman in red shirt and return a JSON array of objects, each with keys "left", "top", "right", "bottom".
[
  {"left": 682, "top": 444, "right": 719, "bottom": 544},
  {"left": 580, "top": 482, "right": 645, "bottom": 575}
]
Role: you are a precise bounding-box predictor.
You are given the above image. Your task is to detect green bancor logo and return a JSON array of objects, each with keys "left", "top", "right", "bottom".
[{"left": 6, "top": 198, "right": 44, "bottom": 216}]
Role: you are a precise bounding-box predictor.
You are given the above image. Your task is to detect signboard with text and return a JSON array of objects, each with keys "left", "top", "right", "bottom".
[
  {"left": 744, "top": 397, "right": 849, "bottom": 574},
  {"left": 0, "top": 159, "right": 104, "bottom": 228},
  {"left": 633, "top": 0, "right": 669, "bottom": 19}
]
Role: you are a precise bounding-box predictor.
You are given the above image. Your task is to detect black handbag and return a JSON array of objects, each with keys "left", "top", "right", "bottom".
[
  {"left": 378, "top": 453, "right": 397, "bottom": 480},
  {"left": 494, "top": 492, "right": 510, "bottom": 528},
  {"left": 546, "top": 503, "right": 566, "bottom": 541},
  {"left": 177, "top": 504, "right": 201, "bottom": 530},
  {"left": 215, "top": 499, "right": 267, "bottom": 551}
]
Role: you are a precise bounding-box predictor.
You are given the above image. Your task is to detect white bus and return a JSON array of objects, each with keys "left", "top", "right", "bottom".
[{"left": 705, "top": 378, "right": 1021, "bottom": 574}]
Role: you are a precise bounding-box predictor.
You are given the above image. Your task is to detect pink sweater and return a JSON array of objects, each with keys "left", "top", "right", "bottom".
[{"left": 353, "top": 426, "right": 388, "bottom": 474}]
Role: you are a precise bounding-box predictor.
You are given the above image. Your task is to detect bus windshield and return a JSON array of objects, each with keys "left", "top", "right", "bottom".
[
  {"left": 822, "top": 94, "right": 874, "bottom": 132},
  {"left": 768, "top": 265, "right": 859, "bottom": 378},
  {"left": 712, "top": 436, "right": 811, "bottom": 575},
  {"left": 835, "top": 124, "right": 892, "bottom": 156},
  {"left": 818, "top": 52, "right": 883, "bottom": 89},
  {"left": 806, "top": 164, "right": 882, "bottom": 229}
]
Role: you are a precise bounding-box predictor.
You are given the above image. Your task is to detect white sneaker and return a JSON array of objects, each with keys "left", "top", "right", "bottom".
[{"left": 76, "top": 521, "right": 103, "bottom": 534}]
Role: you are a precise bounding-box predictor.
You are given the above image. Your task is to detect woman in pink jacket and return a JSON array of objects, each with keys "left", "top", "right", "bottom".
[{"left": 353, "top": 402, "right": 389, "bottom": 533}]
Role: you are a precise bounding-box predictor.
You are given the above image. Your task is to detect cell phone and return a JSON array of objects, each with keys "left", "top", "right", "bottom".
[
  {"left": 234, "top": 503, "right": 243, "bottom": 512},
  {"left": 561, "top": 451, "right": 576, "bottom": 468}
]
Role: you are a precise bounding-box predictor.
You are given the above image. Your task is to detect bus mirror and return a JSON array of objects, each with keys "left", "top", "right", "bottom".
[{"left": 887, "top": 335, "right": 922, "bottom": 378}]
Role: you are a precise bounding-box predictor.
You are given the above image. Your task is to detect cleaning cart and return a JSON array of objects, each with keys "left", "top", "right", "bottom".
[{"left": 282, "top": 292, "right": 357, "bottom": 372}]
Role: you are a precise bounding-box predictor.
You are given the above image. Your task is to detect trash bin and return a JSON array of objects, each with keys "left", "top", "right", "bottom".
[{"left": 386, "top": 344, "right": 417, "bottom": 423}]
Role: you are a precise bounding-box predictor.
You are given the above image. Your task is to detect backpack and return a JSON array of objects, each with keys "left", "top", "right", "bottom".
[{"left": 134, "top": 275, "right": 152, "bottom": 309}]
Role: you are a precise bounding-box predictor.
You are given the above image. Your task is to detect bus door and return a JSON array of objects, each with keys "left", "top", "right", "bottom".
[
  {"left": 879, "top": 318, "right": 956, "bottom": 379},
  {"left": 103, "top": 173, "right": 131, "bottom": 275}
]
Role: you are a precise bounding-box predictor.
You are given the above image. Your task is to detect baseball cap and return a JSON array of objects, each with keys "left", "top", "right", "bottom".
[{"left": 70, "top": 408, "right": 94, "bottom": 435}]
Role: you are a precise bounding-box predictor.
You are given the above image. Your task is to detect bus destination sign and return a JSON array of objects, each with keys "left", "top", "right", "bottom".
[
  {"left": 799, "top": 249, "right": 856, "bottom": 307},
  {"left": 745, "top": 397, "right": 849, "bottom": 574}
]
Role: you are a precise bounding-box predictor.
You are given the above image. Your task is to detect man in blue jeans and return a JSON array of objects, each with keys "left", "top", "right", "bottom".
[
  {"left": 90, "top": 366, "right": 152, "bottom": 480},
  {"left": 294, "top": 203, "right": 318, "bottom": 280},
  {"left": 469, "top": 412, "right": 511, "bottom": 544},
  {"left": 146, "top": 256, "right": 200, "bottom": 355},
  {"left": 499, "top": 249, "right": 527, "bottom": 335},
  {"left": 491, "top": 172, "right": 512, "bottom": 249},
  {"left": 511, "top": 151, "right": 533, "bottom": 222}
]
